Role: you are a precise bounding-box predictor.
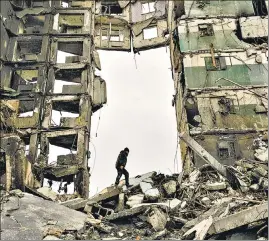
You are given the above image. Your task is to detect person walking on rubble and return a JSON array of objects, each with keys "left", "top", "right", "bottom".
[{"left": 115, "top": 147, "right": 132, "bottom": 188}]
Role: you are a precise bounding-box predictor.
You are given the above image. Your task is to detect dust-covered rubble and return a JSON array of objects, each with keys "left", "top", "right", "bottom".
[{"left": 1, "top": 144, "right": 268, "bottom": 240}]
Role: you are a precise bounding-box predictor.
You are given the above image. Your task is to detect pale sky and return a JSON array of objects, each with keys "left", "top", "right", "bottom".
[
  {"left": 46, "top": 47, "right": 181, "bottom": 196},
  {"left": 88, "top": 47, "right": 181, "bottom": 196}
]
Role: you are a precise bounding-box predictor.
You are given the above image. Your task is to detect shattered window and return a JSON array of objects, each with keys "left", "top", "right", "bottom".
[
  {"left": 198, "top": 24, "right": 214, "bottom": 37},
  {"left": 143, "top": 26, "right": 158, "bottom": 40},
  {"left": 204, "top": 57, "right": 227, "bottom": 71},
  {"left": 142, "top": 2, "right": 155, "bottom": 14}
]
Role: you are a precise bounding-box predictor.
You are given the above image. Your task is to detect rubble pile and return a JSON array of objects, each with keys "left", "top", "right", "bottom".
[
  {"left": 80, "top": 164, "right": 267, "bottom": 240},
  {"left": 1, "top": 141, "right": 268, "bottom": 240}
]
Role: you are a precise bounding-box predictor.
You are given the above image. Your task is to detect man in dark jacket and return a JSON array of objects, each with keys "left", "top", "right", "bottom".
[{"left": 115, "top": 147, "right": 131, "bottom": 188}]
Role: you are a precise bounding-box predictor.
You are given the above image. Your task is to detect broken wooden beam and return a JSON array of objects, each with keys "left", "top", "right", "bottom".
[
  {"left": 179, "top": 132, "right": 227, "bottom": 177},
  {"left": 208, "top": 202, "right": 268, "bottom": 235}
]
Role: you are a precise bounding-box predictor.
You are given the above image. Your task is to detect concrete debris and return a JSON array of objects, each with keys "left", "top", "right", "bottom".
[
  {"left": 126, "top": 194, "right": 144, "bottom": 208},
  {"left": 144, "top": 188, "right": 160, "bottom": 201},
  {"left": 163, "top": 180, "right": 177, "bottom": 195},
  {"left": 37, "top": 187, "right": 58, "bottom": 201},
  {"left": 201, "top": 197, "right": 211, "bottom": 206},
  {"left": 205, "top": 182, "right": 227, "bottom": 191},
  {"left": 147, "top": 207, "right": 168, "bottom": 231}
]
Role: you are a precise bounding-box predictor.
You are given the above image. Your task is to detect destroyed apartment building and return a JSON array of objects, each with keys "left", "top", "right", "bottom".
[
  {"left": 0, "top": 0, "right": 107, "bottom": 198},
  {"left": 0, "top": 0, "right": 268, "bottom": 240}
]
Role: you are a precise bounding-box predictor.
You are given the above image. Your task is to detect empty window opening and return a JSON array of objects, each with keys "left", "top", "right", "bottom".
[
  {"left": 101, "top": 0, "right": 123, "bottom": 15},
  {"left": 142, "top": 2, "right": 155, "bottom": 14},
  {"left": 143, "top": 26, "right": 158, "bottom": 39},
  {"left": 252, "top": 0, "right": 268, "bottom": 16},
  {"left": 15, "top": 39, "right": 42, "bottom": 61},
  {"left": 198, "top": 24, "right": 214, "bottom": 37},
  {"left": 56, "top": 41, "right": 83, "bottom": 63},
  {"left": 48, "top": 144, "right": 77, "bottom": 164},
  {"left": 52, "top": 99, "right": 80, "bottom": 114},
  {"left": 205, "top": 56, "right": 227, "bottom": 71},
  {"left": 11, "top": 69, "right": 38, "bottom": 92},
  {"left": 53, "top": 80, "right": 80, "bottom": 93},
  {"left": 18, "top": 100, "right": 35, "bottom": 117},
  {"left": 22, "top": 15, "right": 45, "bottom": 34},
  {"left": 51, "top": 110, "right": 79, "bottom": 126}
]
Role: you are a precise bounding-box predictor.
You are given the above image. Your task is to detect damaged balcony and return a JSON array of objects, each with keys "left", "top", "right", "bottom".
[
  {"left": 5, "top": 35, "right": 49, "bottom": 63},
  {"left": 4, "top": 11, "right": 52, "bottom": 35},
  {"left": 0, "top": 64, "right": 46, "bottom": 94},
  {"left": 51, "top": 10, "right": 93, "bottom": 35},
  {"left": 47, "top": 64, "right": 91, "bottom": 94},
  {"left": 50, "top": 37, "right": 91, "bottom": 64},
  {"left": 132, "top": 17, "right": 169, "bottom": 53},
  {"left": 42, "top": 95, "right": 91, "bottom": 129},
  {"left": 0, "top": 96, "right": 42, "bottom": 129},
  {"left": 94, "top": 16, "right": 131, "bottom": 51},
  {"left": 33, "top": 128, "right": 90, "bottom": 197}
]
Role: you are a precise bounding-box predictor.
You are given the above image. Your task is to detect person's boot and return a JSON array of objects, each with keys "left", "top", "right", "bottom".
[{"left": 126, "top": 184, "right": 133, "bottom": 189}]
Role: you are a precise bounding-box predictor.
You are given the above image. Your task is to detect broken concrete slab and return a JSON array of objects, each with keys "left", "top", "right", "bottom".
[
  {"left": 208, "top": 202, "right": 268, "bottom": 235},
  {"left": 1, "top": 193, "right": 87, "bottom": 240},
  {"left": 37, "top": 187, "right": 58, "bottom": 201},
  {"left": 88, "top": 186, "right": 121, "bottom": 203},
  {"left": 145, "top": 188, "right": 160, "bottom": 201},
  {"left": 147, "top": 207, "right": 168, "bottom": 231},
  {"left": 165, "top": 198, "right": 181, "bottom": 210},
  {"left": 60, "top": 198, "right": 87, "bottom": 210},
  {"left": 126, "top": 194, "right": 144, "bottom": 208},
  {"left": 183, "top": 216, "right": 213, "bottom": 240},
  {"left": 204, "top": 182, "right": 227, "bottom": 191},
  {"left": 140, "top": 181, "right": 152, "bottom": 193},
  {"left": 122, "top": 172, "right": 156, "bottom": 191},
  {"left": 163, "top": 180, "right": 177, "bottom": 195},
  {"left": 105, "top": 206, "right": 147, "bottom": 221},
  {"left": 116, "top": 193, "right": 125, "bottom": 212},
  {"left": 254, "top": 149, "right": 268, "bottom": 162}
]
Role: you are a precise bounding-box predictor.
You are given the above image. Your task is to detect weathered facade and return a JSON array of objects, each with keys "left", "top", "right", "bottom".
[
  {"left": 0, "top": 0, "right": 107, "bottom": 198},
  {"left": 168, "top": 0, "right": 268, "bottom": 172}
]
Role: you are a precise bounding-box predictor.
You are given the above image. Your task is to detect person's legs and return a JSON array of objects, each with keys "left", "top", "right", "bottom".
[
  {"left": 115, "top": 168, "right": 123, "bottom": 185},
  {"left": 122, "top": 168, "right": 130, "bottom": 186}
]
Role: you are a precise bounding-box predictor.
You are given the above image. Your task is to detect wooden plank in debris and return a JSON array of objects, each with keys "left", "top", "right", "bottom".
[
  {"left": 208, "top": 202, "right": 268, "bottom": 235},
  {"left": 179, "top": 132, "right": 227, "bottom": 177}
]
